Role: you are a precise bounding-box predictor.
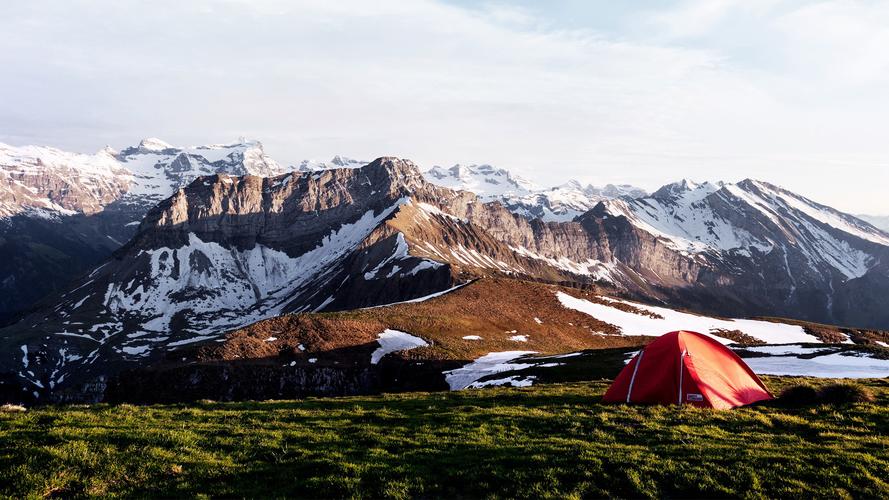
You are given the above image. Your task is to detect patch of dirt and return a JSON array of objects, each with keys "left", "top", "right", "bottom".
[
  {"left": 558, "top": 288, "right": 665, "bottom": 319},
  {"left": 196, "top": 315, "right": 388, "bottom": 364},
  {"left": 802, "top": 325, "right": 854, "bottom": 344},
  {"left": 709, "top": 329, "right": 766, "bottom": 345}
]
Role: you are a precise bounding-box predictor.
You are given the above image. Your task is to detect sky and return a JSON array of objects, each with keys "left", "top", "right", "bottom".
[{"left": 1, "top": 0, "right": 888, "bottom": 214}]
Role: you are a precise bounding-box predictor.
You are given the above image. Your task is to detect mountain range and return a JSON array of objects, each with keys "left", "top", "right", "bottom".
[
  {"left": 424, "top": 163, "right": 646, "bottom": 221},
  {"left": 2, "top": 138, "right": 888, "bottom": 402}
]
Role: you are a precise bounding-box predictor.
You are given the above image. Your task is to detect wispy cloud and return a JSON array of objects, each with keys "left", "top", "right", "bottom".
[{"left": 0, "top": 0, "right": 887, "bottom": 212}]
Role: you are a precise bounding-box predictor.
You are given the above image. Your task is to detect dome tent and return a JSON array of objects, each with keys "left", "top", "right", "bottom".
[{"left": 603, "top": 330, "right": 772, "bottom": 409}]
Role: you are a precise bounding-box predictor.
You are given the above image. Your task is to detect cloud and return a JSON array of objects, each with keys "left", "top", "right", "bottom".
[{"left": 0, "top": 0, "right": 887, "bottom": 213}]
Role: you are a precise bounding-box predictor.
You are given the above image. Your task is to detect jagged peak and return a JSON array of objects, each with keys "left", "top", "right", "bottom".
[
  {"left": 598, "top": 184, "right": 648, "bottom": 199},
  {"left": 735, "top": 178, "right": 781, "bottom": 194},
  {"left": 366, "top": 156, "right": 421, "bottom": 173},
  {"left": 552, "top": 179, "right": 584, "bottom": 191},
  {"left": 651, "top": 178, "right": 719, "bottom": 201},
  {"left": 330, "top": 155, "right": 361, "bottom": 167}
]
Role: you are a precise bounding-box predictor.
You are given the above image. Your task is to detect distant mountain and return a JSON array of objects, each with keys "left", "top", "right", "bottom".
[
  {"left": 423, "top": 163, "right": 646, "bottom": 221},
  {"left": 0, "top": 138, "right": 284, "bottom": 219},
  {"left": 296, "top": 155, "right": 366, "bottom": 172},
  {"left": 856, "top": 214, "right": 889, "bottom": 233}
]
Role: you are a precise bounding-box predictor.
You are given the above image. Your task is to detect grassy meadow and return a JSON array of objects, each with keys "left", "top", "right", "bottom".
[{"left": 1, "top": 377, "right": 887, "bottom": 498}]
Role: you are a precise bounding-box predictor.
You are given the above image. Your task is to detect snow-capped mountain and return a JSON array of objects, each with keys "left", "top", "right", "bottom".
[
  {"left": 424, "top": 164, "right": 540, "bottom": 198},
  {"left": 116, "top": 138, "right": 285, "bottom": 205},
  {"left": 592, "top": 178, "right": 889, "bottom": 326},
  {"left": 603, "top": 178, "right": 889, "bottom": 274},
  {"left": 423, "top": 163, "right": 646, "bottom": 221},
  {"left": 0, "top": 138, "right": 285, "bottom": 219},
  {"left": 0, "top": 143, "right": 130, "bottom": 218},
  {"left": 296, "top": 155, "right": 367, "bottom": 172}
]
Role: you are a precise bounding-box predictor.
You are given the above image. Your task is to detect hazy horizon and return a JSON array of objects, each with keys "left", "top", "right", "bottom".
[{"left": 2, "top": 0, "right": 888, "bottom": 214}]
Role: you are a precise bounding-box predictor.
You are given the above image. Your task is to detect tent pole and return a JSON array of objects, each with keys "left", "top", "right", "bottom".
[
  {"left": 678, "top": 349, "right": 687, "bottom": 405},
  {"left": 626, "top": 350, "right": 644, "bottom": 403}
]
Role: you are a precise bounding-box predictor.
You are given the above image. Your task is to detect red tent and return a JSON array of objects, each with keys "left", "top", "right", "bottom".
[{"left": 603, "top": 330, "right": 772, "bottom": 409}]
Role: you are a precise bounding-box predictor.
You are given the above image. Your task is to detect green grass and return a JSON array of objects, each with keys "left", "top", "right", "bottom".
[{"left": 1, "top": 378, "right": 887, "bottom": 498}]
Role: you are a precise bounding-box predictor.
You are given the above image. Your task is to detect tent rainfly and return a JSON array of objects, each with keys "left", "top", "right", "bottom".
[{"left": 603, "top": 330, "right": 773, "bottom": 409}]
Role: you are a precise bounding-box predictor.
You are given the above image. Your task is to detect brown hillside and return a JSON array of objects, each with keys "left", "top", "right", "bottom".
[{"left": 195, "top": 279, "right": 651, "bottom": 366}]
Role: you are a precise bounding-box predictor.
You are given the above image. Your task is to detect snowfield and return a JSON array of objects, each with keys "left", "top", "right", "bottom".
[
  {"left": 370, "top": 329, "right": 428, "bottom": 365},
  {"left": 444, "top": 351, "right": 537, "bottom": 390},
  {"left": 468, "top": 375, "right": 536, "bottom": 388},
  {"left": 738, "top": 345, "right": 889, "bottom": 378},
  {"left": 556, "top": 292, "right": 822, "bottom": 344}
]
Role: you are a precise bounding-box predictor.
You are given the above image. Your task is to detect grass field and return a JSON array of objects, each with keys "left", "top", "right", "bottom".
[{"left": 2, "top": 378, "right": 887, "bottom": 498}]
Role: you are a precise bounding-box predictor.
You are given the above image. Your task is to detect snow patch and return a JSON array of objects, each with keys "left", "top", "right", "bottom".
[
  {"left": 121, "top": 345, "right": 151, "bottom": 356},
  {"left": 443, "top": 351, "right": 537, "bottom": 390},
  {"left": 556, "top": 292, "right": 818, "bottom": 344},
  {"left": 468, "top": 375, "right": 536, "bottom": 388},
  {"left": 101, "top": 201, "right": 407, "bottom": 342},
  {"left": 370, "top": 329, "right": 429, "bottom": 364}
]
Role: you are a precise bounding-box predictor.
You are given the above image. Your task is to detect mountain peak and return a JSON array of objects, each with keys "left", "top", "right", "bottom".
[
  {"left": 553, "top": 179, "right": 584, "bottom": 191},
  {"left": 330, "top": 155, "right": 357, "bottom": 167},
  {"left": 651, "top": 178, "right": 711, "bottom": 200},
  {"left": 137, "top": 137, "right": 174, "bottom": 152}
]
